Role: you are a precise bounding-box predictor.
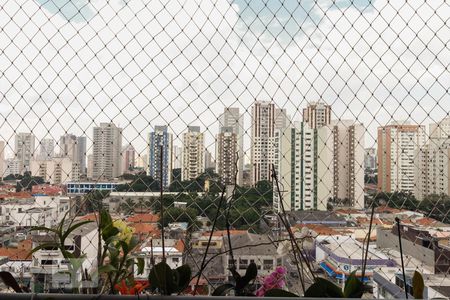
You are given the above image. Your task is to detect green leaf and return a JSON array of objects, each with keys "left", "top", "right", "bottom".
[
  {"left": 136, "top": 258, "right": 145, "bottom": 275},
  {"left": 174, "top": 264, "right": 191, "bottom": 292},
  {"left": 149, "top": 261, "right": 174, "bottom": 295},
  {"left": 412, "top": 271, "right": 425, "bottom": 299},
  {"left": 98, "top": 264, "right": 117, "bottom": 274},
  {"left": 61, "top": 220, "right": 93, "bottom": 242},
  {"left": 343, "top": 271, "right": 364, "bottom": 298},
  {"left": 264, "top": 289, "right": 299, "bottom": 297},
  {"left": 212, "top": 283, "right": 235, "bottom": 296},
  {"left": 304, "top": 278, "right": 344, "bottom": 298}
]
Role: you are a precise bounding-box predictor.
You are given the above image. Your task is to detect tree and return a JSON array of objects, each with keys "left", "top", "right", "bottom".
[{"left": 16, "top": 172, "right": 45, "bottom": 192}]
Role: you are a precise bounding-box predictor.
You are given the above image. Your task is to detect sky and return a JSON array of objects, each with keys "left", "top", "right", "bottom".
[{"left": 0, "top": 0, "right": 449, "bottom": 161}]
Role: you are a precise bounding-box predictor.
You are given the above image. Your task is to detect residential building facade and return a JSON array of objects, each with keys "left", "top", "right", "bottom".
[
  {"left": 122, "top": 144, "right": 136, "bottom": 174},
  {"left": 273, "top": 122, "right": 333, "bottom": 211},
  {"left": 149, "top": 125, "right": 173, "bottom": 188},
  {"left": 15, "top": 133, "right": 35, "bottom": 174},
  {"left": 330, "top": 120, "right": 365, "bottom": 208},
  {"left": 251, "top": 101, "right": 287, "bottom": 185},
  {"left": 92, "top": 123, "right": 123, "bottom": 180},
  {"left": 182, "top": 126, "right": 204, "bottom": 181},
  {"left": 377, "top": 122, "right": 426, "bottom": 193},
  {"left": 216, "top": 127, "right": 238, "bottom": 186},
  {"left": 219, "top": 107, "right": 244, "bottom": 185},
  {"left": 303, "top": 101, "right": 332, "bottom": 129}
]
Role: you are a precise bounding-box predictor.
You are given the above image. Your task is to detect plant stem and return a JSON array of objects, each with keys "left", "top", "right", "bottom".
[
  {"left": 194, "top": 186, "right": 226, "bottom": 296},
  {"left": 272, "top": 164, "right": 316, "bottom": 293},
  {"left": 361, "top": 205, "right": 375, "bottom": 281},
  {"left": 160, "top": 145, "right": 165, "bottom": 262},
  {"left": 395, "top": 217, "right": 408, "bottom": 299}
]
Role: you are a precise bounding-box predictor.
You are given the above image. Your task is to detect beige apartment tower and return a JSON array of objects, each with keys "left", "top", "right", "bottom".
[
  {"left": 377, "top": 122, "right": 426, "bottom": 193},
  {"left": 182, "top": 126, "right": 204, "bottom": 181},
  {"left": 92, "top": 123, "right": 123, "bottom": 180}
]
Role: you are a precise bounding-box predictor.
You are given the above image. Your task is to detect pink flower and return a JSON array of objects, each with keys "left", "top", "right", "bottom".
[
  {"left": 256, "top": 266, "right": 287, "bottom": 297},
  {"left": 275, "top": 266, "right": 287, "bottom": 275}
]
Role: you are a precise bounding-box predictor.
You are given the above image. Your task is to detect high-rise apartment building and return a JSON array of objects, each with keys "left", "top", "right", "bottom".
[
  {"left": 216, "top": 127, "right": 238, "bottom": 186},
  {"left": 182, "top": 126, "right": 204, "bottom": 181},
  {"left": 414, "top": 119, "right": 450, "bottom": 200},
  {"left": 330, "top": 120, "right": 365, "bottom": 208},
  {"left": 59, "top": 134, "right": 87, "bottom": 175},
  {"left": 149, "top": 125, "right": 173, "bottom": 188},
  {"left": 273, "top": 122, "right": 333, "bottom": 211},
  {"left": 365, "top": 148, "right": 377, "bottom": 170},
  {"left": 377, "top": 122, "right": 426, "bottom": 193},
  {"left": 250, "top": 101, "right": 288, "bottom": 185},
  {"left": 92, "top": 123, "right": 123, "bottom": 180},
  {"left": 414, "top": 142, "right": 450, "bottom": 201},
  {"left": 122, "top": 145, "right": 136, "bottom": 173},
  {"left": 429, "top": 117, "right": 450, "bottom": 140},
  {"left": 219, "top": 107, "right": 244, "bottom": 185},
  {"left": 39, "top": 138, "right": 55, "bottom": 160},
  {"left": 173, "top": 145, "right": 182, "bottom": 170},
  {"left": 15, "top": 133, "right": 35, "bottom": 174},
  {"left": 303, "top": 101, "right": 332, "bottom": 129}
]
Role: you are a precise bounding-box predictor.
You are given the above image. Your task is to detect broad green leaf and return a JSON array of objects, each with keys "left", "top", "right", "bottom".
[
  {"left": 98, "top": 264, "right": 117, "bottom": 274},
  {"left": 174, "top": 264, "right": 191, "bottom": 292},
  {"left": 149, "top": 261, "right": 174, "bottom": 295},
  {"left": 136, "top": 258, "right": 145, "bottom": 275},
  {"left": 412, "top": 271, "right": 425, "bottom": 299},
  {"left": 212, "top": 283, "right": 235, "bottom": 296},
  {"left": 304, "top": 278, "right": 344, "bottom": 298},
  {"left": 343, "top": 271, "right": 364, "bottom": 298},
  {"left": 264, "top": 288, "right": 299, "bottom": 297}
]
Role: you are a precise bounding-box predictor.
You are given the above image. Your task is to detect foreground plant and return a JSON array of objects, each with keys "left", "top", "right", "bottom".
[
  {"left": 256, "top": 266, "right": 287, "bottom": 297},
  {"left": 29, "top": 213, "right": 92, "bottom": 293},
  {"left": 265, "top": 271, "right": 365, "bottom": 298},
  {"left": 148, "top": 261, "right": 191, "bottom": 295},
  {"left": 212, "top": 262, "right": 258, "bottom": 296},
  {"left": 97, "top": 209, "right": 145, "bottom": 294}
]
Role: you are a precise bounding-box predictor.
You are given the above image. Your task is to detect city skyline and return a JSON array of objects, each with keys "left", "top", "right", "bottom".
[{"left": 0, "top": 102, "right": 448, "bottom": 162}]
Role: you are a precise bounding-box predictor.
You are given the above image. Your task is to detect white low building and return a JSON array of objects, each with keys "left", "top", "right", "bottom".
[
  {"left": 0, "top": 196, "right": 72, "bottom": 228},
  {"left": 30, "top": 222, "right": 98, "bottom": 293},
  {"left": 134, "top": 238, "right": 184, "bottom": 280}
]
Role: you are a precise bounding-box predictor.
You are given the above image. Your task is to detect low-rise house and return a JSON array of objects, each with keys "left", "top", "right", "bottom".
[
  {"left": 316, "top": 236, "right": 396, "bottom": 283},
  {"left": 373, "top": 270, "right": 450, "bottom": 299},
  {"left": 30, "top": 222, "right": 98, "bottom": 293},
  {"left": 134, "top": 238, "right": 184, "bottom": 281},
  {"left": 0, "top": 240, "right": 33, "bottom": 287}
]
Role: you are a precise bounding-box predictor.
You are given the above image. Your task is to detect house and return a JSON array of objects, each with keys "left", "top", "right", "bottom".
[{"left": 30, "top": 222, "right": 98, "bottom": 293}]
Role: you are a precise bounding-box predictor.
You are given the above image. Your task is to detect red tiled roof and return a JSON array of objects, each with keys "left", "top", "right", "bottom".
[
  {"left": 414, "top": 217, "right": 438, "bottom": 226},
  {"left": 0, "top": 240, "right": 33, "bottom": 261},
  {"left": 126, "top": 213, "right": 159, "bottom": 223}
]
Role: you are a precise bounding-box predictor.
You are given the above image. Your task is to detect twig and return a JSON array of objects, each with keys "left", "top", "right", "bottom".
[
  {"left": 272, "top": 164, "right": 317, "bottom": 291},
  {"left": 361, "top": 205, "right": 375, "bottom": 280},
  {"left": 395, "top": 217, "right": 408, "bottom": 299},
  {"left": 193, "top": 186, "right": 227, "bottom": 295},
  {"left": 160, "top": 145, "right": 165, "bottom": 262}
]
